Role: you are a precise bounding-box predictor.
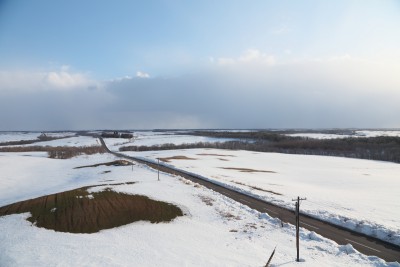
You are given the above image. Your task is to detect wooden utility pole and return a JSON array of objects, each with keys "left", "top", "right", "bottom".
[
  {"left": 157, "top": 158, "right": 160, "bottom": 181},
  {"left": 292, "top": 196, "right": 306, "bottom": 262}
]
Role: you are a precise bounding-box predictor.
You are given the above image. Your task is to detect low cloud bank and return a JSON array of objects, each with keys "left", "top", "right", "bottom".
[{"left": 1, "top": 57, "right": 399, "bottom": 130}]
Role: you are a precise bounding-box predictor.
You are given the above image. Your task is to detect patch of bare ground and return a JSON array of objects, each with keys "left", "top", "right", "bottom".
[
  {"left": 74, "top": 160, "right": 133, "bottom": 169},
  {"left": 218, "top": 210, "right": 241, "bottom": 220},
  {"left": 231, "top": 181, "right": 282, "bottom": 196},
  {"left": 159, "top": 156, "right": 197, "bottom": 163},
  {"left": 218, "top": 158, "right": 229, "bottom": 161},
  {"left": 220, "top": 167, "right": 276, "bottom": 173},
  {"left": 197, "top": 153, "right": 236, "bottom": 157},
  {"left": 198, "top": 195, "right": 215, "bottom": 206},
  {"left": 0, "top": 183, "right": 183, "bottom": 233}
]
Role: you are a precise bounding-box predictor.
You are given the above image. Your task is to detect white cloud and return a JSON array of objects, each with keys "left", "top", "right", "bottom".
[
  {"left": 136, "top": 71, "right": 150, "bottom": 78},
  {"left": 44, "top": 71, "right": 93, "bottom": 89},
  {"left": 0, "top": 67, "right": 97, "bottom": 91}
]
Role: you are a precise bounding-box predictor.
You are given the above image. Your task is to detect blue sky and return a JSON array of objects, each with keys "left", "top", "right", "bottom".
[{"left": 0, "top": 0, "right": 399, "bottom": 130}]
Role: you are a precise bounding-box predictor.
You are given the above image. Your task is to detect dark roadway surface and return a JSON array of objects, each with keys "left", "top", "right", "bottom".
[{"left": 98, "top": 137, "right": 400, "bottom": 262}]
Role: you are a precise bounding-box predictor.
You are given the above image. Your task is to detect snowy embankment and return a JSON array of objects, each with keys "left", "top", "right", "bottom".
[
  {"left": 124, "top": 149, "right": 400, "bottom": 247},
  {"left": 0, "top": 151, "right": 397, "bottom": 266}
]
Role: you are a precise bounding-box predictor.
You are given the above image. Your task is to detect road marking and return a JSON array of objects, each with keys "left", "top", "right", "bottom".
[
  {"left": 344, "top": 238, "right": 381, "bottom": 253},
  {"left": 263, "top": 207, "right": 278, "bottom": 215},
  {"left": 300, "top": 221, "right": 319, "bottom": 230}
]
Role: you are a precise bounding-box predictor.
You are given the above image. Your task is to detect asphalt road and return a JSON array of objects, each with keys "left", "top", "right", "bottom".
[{"left": 98, "top": 137, "right": 400, "bottom": 262}]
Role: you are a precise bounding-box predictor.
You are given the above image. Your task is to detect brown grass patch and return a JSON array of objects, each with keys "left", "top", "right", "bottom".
[
  {"left": 230, "top": 181, "right": 282, "bottom": 195},
  {"left": 197, "top": 153, "right": 236, "bottom": 157},
  {"left": 74, "top": 160, "right": 132, "bottom": 169},
  {"left": 220, "top": 167, "right": 276, "bottom": 173},
  {"left": 0, "top": 184, "right": 183, "bottom": 233},
  {"left": 218, "top": 210, "right": 241, "bottom": 220},
  {"left": 198, "top": 195, "right": 215, "bottom": 206},
  {"left": 159, "top": 156, "right": 197, "bottom": 163}
]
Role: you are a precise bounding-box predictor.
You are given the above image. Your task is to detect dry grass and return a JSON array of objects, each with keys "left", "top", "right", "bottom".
[
  {"left": 220, "top": 167, "right": 276, "bottom": 173},
  {"left": 197, "top": 153, "right": 236, "bottom": 157},
  {"left": 198, "top": 195, "right": 215, "bottom": 206},
  {"left": 0, "top": 183, "right": 183, "bottom": 233},
  {"left": 74, "top": 160, "right": 132, "bottom": 169},
  {"left": 218, "top": 210, "right": 241, "bottom": 220},
  {"left": 159, "top": 155, "right": 197, "bottom": 162},
  {"left": 230, "top": 181, "right": 282, "bottom": 195}
]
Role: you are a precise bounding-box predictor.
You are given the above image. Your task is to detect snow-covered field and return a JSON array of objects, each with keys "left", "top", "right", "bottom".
[
  {"left": 24, "top": 135, "right": 99, "bottom": 147},
  {"left": 126, "top": 149, "right": 400, "bottom": 247},
  {"left": 286, "top": 130, "right": 400, "bottom": 139},
  {"left": 1, "top": 131, "right": 399, "bottom": 266},
  {"left": 0, "top": 151, "right": 396, "bottom": 266},
  {"left": 0, "top": 132, "right": 41, "bottom": 143},
  {"left": 103, "top": 131, "right": 234, "bottom": 151},
  {"left": 0, "top": 132, "right": 77, "bottom": 144}
]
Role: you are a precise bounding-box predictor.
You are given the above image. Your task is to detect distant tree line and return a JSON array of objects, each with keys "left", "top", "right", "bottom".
[
  {"left": 186, "top": 130, "right": 295, "bottom": 142},
  {"left": 101, "top": 131, "right": 133, "bottom": 139},
  {"left": 120, "top": 135, "right": 400, "bottom": 163}
]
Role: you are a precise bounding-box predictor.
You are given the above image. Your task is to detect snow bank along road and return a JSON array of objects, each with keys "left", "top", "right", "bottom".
[{"left": 97, "top": 137, "right": 400, "bottom": 262}]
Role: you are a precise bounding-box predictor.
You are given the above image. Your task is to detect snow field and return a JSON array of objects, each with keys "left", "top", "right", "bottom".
[
  {"left": 103, "top": 131, "right": 234, "bottom": 151},
  {"left": 286, "top": 130, "right": 400, "bottom": 139},
  {"left": 125, "top": 149, "right": 400, "bottom": 246},
  {"left": 0, "top": 132, "right": 77, "bottom": 143},
  {"left": 0, "top": 152, "right": 397, "bottom": 266},
  {"left": 24, "top": 135, "right": 100, "bottom": 147}
]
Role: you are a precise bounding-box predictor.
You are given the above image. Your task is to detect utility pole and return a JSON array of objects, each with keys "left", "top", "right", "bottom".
[
  {"left": 157, "top": 158, "right": 160, "bottom": 181},
  {"left": 292, "top": 196, "right": 306, "bottom": 262}
]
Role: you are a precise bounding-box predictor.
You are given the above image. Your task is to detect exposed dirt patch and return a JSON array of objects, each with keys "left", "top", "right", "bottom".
[
  {"left": 218, "top": 158, "right": 229, "bottom": 161},
  {"left": 197, "top": 153, "right": 236, "bottom": 157},
  {"left": 219, "top": 167, "right": 276, "bottom": 173},
  {"left": 159, "top": 156, "right": 197, "bottom": 163},
  {"left": 74, "top": 160, "right": 133, "bottom": 169},
  {"left": 218, "top": 210, "right": 241, "bottom": 220},
  {"left": 0, "top": 184, "right": 183, "bottom": 234},
  {"left": 198, "top": 195, "right": 215, "bottom": 206},
  {"left": 230, "top": 181, "right": 282, "bottom": 196}
]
